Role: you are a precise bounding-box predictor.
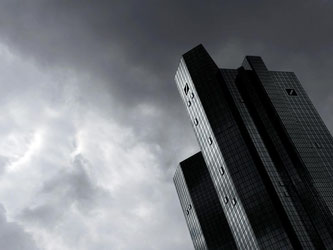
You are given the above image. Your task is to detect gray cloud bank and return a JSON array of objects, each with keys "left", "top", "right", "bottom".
[{"left": 0, "top": 0, "right": 332, "bottom": 249}]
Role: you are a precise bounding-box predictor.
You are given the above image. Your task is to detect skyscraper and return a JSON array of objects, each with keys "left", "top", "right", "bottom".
[{"left": 173, "top": 45, "right": 333, "bottom": 249}]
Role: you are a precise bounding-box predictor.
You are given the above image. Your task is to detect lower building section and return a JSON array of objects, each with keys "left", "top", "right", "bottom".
[{"left": 174, "top": 152, "right": 237, "bottom": 250}]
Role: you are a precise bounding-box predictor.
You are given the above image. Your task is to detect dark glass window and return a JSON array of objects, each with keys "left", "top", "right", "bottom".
[
  {"left": 194, "top": 118, "right": 199, "bottom": 126},
  {"left": 286, "top": 88, "right": 297, "bottom": 96},
  {"left": 184, "top": 83, "right": 190, "bottom": 95},
  {"left": 208, "top": 137, "right": 213, "bottom": 145}
]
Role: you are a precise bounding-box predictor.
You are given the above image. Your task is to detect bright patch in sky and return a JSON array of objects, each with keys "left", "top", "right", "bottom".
[{"left": 0, "top": 42, "right": 191, "bottom": 250}]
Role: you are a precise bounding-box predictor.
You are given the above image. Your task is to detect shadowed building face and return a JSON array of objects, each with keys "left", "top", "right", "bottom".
[
  {"left": 174, "top": 45, "right": 333, "bottom": 250},
  {"left": 174, "top": 152, "right": 237, "bottom": 249}
]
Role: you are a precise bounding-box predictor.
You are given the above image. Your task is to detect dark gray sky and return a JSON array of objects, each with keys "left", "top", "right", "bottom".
[{"left": 0, "top": 1, "right": 332, "bottom": 249}]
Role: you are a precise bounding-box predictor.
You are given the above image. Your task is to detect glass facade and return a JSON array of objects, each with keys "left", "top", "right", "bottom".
[
  {"left": 174, "top": 45, "right": 333, "bottom": 249},
  {"left": 174, "top": 152, "right": 237, "bottom": 249}
]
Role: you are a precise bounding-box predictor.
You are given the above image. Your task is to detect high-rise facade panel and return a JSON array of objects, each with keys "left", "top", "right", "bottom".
[
  {"left": 173, "top": 45, "right": 333, "bottom": 249},
  {"left": 174, "top": 152, "right": 237, "bottom": 249}
]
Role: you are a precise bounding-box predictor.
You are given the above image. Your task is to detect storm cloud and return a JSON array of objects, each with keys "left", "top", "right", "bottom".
[{"left": 0, "top": 1, "right": 332, "bottom": 249}]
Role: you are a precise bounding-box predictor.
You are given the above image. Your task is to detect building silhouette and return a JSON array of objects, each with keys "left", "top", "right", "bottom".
[{"left": 173, "top": 45, "right": 333, "bottom": 249}]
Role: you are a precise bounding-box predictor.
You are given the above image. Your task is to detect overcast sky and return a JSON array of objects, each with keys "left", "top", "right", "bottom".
[{"left": 0, "top": 1, "right": 332, "bottom": 250}]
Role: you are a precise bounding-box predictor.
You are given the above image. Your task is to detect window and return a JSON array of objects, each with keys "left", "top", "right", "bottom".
[
  {"left": 187, "top": 101, "right": 191, "bottom": 107},
  {"left": 224, "top": 196, "right": 229, "bottom": 204},
  {"left": 186, "top": 204, "right": 192, "bottom": 216},
  {"left": 190, "top": 93, "right": 195, "bottom": 99},
  {"left": 184, "top": 83, "right": 189, "bottom": 95},
  {"left": 208, "top": 137, "right": 213, "bottom": 145},
  {"left": 194, "top": 118, "right": 199, "bottom": 126},
  {"left": 219, "top": 167, "right": 225, "bottom": 176},
  {"left": 286, "top": 88, "right": 297, "bottom": 96},
  {"left": 232, "top": 198, "right": 237, "bottom": 206}
]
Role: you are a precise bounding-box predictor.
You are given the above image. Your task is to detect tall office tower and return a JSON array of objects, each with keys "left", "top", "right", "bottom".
[{"left": 173, "top": 45, "right": 333, "bottom": 249}]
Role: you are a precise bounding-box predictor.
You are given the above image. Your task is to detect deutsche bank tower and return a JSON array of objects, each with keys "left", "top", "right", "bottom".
[{"left": 173, "top": 45, "right": 333, "bottom": 249}]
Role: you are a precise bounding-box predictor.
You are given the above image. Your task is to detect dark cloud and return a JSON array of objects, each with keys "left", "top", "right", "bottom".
[
  {"left": 41, "top": 154, "right": 110, "bottom": 207},
  {"left": 21, "top": 154, "right": 111, "bottom": 227},
  {"left": 0, "top": 0, "right": 332, "bottom": 104},
  {"left": 0, "top": 205, "right": 39, "bottom": 250},
  {"left": 0, "top": 0, "right": 332, "bottom": 138}
]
